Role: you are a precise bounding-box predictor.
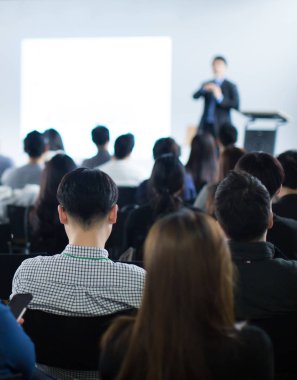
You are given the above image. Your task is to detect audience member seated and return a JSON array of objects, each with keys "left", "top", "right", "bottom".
[
  {"left": 100, "top": 210, "right": 273, "bottom": 380},
  {"left": 136, "top": 137, "right": 196, "bottom": 204},
  {"left": 235, "top": 152, "right": 297, "bottom": 259},
  {"left": 11, "top": 168, "right": 145, "bottom": 379},
  {"left": 99, "top": 133, "right": 146, "bottom": 186},
  {"left": 0, "top": 153, "right": 13, "bottom": 179},
  {"left": 43, "top": 128, "right": 65, "bottom": 161},
  {"left": 0, "top": 301, "right": 35, "bottom": 380},
  {"left": 215, "top": 171, "right": 297, "bottom": 320},
  {"left": 273, "top": 150, "right": 297, "bottom": 220},
  {"left": 195, "top": 146, "right": 245, "bottom": 212},
  {"left": 124, "top": 154, "right": 195, "bottom": 260},
  {"left": 218, "top": 122, "right": 238, "bottom": 152},
  {"left": 1, "top": 131, "right": 46, "bottom": 189},
  {"left": 82, "top": 125, "right": 111, "bottom": 168},
  {"left": 29, "top": 154, "right": 77, "bottom": 254},
  {"left": 185, "top": 132, "right": 218, "bottom": 194}
]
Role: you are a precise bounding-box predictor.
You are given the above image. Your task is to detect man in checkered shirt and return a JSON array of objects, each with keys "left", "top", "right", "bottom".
[{"left": 11, "top": 168, "right": 145, "bottom": 379}]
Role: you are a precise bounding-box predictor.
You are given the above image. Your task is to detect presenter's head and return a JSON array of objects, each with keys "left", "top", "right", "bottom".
[{"left": 212, "top": 56, "right": 227, "bottom": 79}]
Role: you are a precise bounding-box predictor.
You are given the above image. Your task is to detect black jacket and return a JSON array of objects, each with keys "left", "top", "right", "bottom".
[
  {"left": 230, "top": 241, "right": 297, "bottom": 321},
  {"left": 273, "top": 194, "right": 297, "bottom": 221},
  {"left": 193, "top": 79, "right": 239, "bottom": 135}
]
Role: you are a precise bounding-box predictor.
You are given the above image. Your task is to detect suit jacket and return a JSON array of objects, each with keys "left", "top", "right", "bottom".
[
  {"left": 193, "top": 79, "right": 239, "bottom": 136},
  {"left": 272, "top": 194, "right": 297, "bottom": 221}
]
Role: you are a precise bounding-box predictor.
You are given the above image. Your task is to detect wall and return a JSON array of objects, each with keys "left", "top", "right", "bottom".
[{"left": 0, "top": 0, "right": 296, "bottom": 162}]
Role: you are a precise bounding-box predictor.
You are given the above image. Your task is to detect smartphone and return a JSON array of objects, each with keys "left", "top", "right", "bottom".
[{"left": 9, "top": 293, "right": 33, "bottom": 321}]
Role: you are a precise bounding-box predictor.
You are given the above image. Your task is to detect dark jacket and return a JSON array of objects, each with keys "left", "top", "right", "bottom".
[
  {"left": 230, "top": 241, "right": 297, "bottom": 320},
  {"left": 273, "top": 194, "right": 297, "bottom": 221},
  {"left": 193, "top": 79, "right": 239, "bottom": 136}
]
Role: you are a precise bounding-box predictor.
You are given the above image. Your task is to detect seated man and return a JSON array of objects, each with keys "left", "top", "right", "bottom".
[
  {"left": 235, "top": 152, "right": 297, "bottom": 260},
  {"left": 1, "top": 131, "right": 46, "bottom": 189},
  {"left": 273, "top": 150, "right": 297, "bottom": 220},
  {"left": 82, "top": 125, "right": 111, "bottom": 168},
  {"left": 99, "top": 133, "right": 147, "bottom": 187},
  {"left": 215, "top": 170, "right": 297, "bottom": 320},
  {"left": 11, "top": 168, "right": 145, "bottom": 316}
]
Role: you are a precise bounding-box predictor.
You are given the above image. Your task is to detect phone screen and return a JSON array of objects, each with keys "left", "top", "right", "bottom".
[{"left": 9, "top": 293, "right": 33, "bottom": 321}]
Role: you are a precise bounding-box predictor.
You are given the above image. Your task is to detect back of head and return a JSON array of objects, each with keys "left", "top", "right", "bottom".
[
  {"left": 215, "top": 171, "right": 271, "bottom": 241},
  {"left": 186, "top": 133, "right": 218, "bottom": 190},
  {"left": 24, "top": 130, "right": 46, "bottom": 158},
  {"left": 218, "top": 124, "right": 238, "bottom": 147},
  {"left": 277, "top": 150, "right": 297, "bottom": 190},
  {"left": 114, "top": 133, "right": 135, "bottom": 159},
  {"left": 39, "top": 154, "right": 77, "bottom": 205},
  {"left": 112, "top": 210, "right": 233, "bottom": 379},
  {"left": 152, "top": 137, "right": 181, "bottom": 160},
  {"left": 57, "top": 168, "right": 118, "bottom": 228},
  {"left": 43, "top": 129, "right": 64, "bottom": 151},
  {"left": 150, "top": 154, "right": 184, "bottom": 216},
  {"left": 91, "top": 126, "right": 110, "bottom": 146},
  {"left": 235, "top": 152, "right": 284, "bottom": 198},
  {"left": 219, "top": 146, "right": 245, "bottom": 180}
]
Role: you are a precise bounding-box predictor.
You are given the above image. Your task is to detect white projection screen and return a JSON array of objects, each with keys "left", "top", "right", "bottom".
[{"left": 21, "top": 37, "right": 172, "bottom": 160}]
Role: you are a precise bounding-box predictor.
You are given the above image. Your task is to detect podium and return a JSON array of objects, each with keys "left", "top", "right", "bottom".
[{"left": 241, "top": 111, "right": 289, "bottom": 155}]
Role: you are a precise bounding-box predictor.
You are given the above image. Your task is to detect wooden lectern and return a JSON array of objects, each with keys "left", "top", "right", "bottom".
[{"left": 241, "top": 111, "right": 289, "bottom": 155}]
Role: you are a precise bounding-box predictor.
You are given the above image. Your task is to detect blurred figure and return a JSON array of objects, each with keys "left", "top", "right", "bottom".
[
  {"left": 185, "top": 133, "right": 218, "bottom": 194},
  {"left": 0, "top": 154, "right": 13, "bottom": 179},
  {"left": 29, "top": 154, "right": 76, "bottom": 254},
  {"left": 193, "top": 56, "right": 240, "bottom": 138},
  {"left": 218, "top": 123, "right": 238, "bottom": 151},
  {"left": 195, "top": 146, "right": 245, "bottom": 213},
  {"left": 124, "top": 154, "right": 192, "bottom": 260},
  {"left": 82, "top": 125, "right": 111, "bottom": 168},
  {"left": 99, "top": 133, "right": 146, "bottom": 186},
  {"left": 43, "top": 128, "right": 65, "bottom": 161},
  {"left": 273, "top": 150, "right": 297, "bottom": 220},
  {"left": 136, "top": 137, "right": 196, "bottom": 204},
  {"left": 100, "top": 210, "right": 273, "bottom": 380},
  {"left": 1, "top": 131, "right": 46, "bottom": 189}
]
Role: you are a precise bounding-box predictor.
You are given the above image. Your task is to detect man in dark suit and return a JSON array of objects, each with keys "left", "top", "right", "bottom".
[{"left": 193, "top": 56, "right": 240, "bottom": 137}]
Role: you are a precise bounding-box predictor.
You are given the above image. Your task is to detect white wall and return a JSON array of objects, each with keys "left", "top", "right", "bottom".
[{"left": 0, "top": 0, "right": 297, "bottom": 163}]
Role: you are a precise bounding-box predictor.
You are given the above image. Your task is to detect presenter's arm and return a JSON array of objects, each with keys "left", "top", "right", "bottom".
[
  {"left": 218, "top": 83, "right": 240, "bottom": 110},
  {"left": 192, "top": 86, "right": 205, "bottom": 99}
]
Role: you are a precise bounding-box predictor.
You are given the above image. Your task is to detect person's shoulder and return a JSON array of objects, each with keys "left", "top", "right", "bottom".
[
  {"left": 17, "top": 254, "right": 61, "bottom": 273},
  {"left": 113, "top": 261, "right": 145, "bottom": 276},
  {"left": 236, "top": 323, "right": 272, "bottom": 350}
]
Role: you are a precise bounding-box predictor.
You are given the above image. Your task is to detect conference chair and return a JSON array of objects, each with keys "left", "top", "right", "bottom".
[
  {"left": 6, "top": 205, "right": 32, "bottom": 254},
  {"left": 0, "top": 375, "right": 23, "bottom": 380},
  {"left": 23, "top": 308, "right": 137, "bottom": 371},
  {"left": 0, "top": 223, "right": 12, "bottom": 253},
  {"left": 117, "top": 187, "right": 137, "bottom": 209}
]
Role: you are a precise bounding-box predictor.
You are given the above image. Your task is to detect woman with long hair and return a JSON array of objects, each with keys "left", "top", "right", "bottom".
[
  {"left": 29, "top": 154, "right": 76, "bottom": 253},
  {"left": 185, "top": 132, "right": 218, "bottom": 193},
  {"left": 123, "top": 154, "right": 187, "bottom": 260},
  {"left": 100, "top": 210, "right": 273, "bottom": 380}
]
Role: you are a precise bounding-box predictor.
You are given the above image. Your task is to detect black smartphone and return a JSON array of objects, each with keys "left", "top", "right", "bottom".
[{"left": 9, "top": 293, "right": 33, "bottom": 321}]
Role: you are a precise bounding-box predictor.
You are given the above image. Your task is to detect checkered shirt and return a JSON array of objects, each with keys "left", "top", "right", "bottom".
[{"left": 11, "top": 244, "right": 145, "bottom": 316}]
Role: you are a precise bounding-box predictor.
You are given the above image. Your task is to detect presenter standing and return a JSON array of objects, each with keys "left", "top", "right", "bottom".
[{"left": 193, "top": 56, "right": 240, "bottom": 138}]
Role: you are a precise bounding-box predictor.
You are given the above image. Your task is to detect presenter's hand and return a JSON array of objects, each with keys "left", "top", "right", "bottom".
[
  {"left": 212, "top": 85, "right": 223, "bottom": 99},
  {"left": 203, "top": 83, "right": 215, "bottom": 92}
]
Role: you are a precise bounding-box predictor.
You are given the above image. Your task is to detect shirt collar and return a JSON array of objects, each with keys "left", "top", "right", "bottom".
[
  {"left": 63, "top": 244, "right": 109, "bottom": 259},
  {"left": 229, "top": 241, "right": 275, "bottom": 262}
]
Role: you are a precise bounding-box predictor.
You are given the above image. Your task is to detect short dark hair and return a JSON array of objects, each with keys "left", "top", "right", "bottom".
[
  {"left": 235, "top": 152, "right": 284, "bottom": 198},
  {"left": 92, "top": 126, "right": 110, "bottom": 146},
  {"left": 215, "top": 171, "right": 271, "bottom": 241},
  {"left": 114, "top": 133, "right": 135, "bottom": 159},
  {"left": 277, "top": 150, "right": 297, "bottom": 190},
  {"left": 24, "top": 131, "right": 46, "bottom": 158},
  {"left": 57, "top": 168, "right": 118, "bottom": 227},
  {"left": 213, "top": 56, "right": 227, "bottom": 65},
  {"left": 152, "top": 137, "right": 181, "bottom": 160},
  {"left": 218, "top": 124, "right": 238, "bottom": 147}
]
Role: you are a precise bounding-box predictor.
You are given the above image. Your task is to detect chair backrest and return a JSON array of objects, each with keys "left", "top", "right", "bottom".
[
  {"left": 23, "top": 308, "right": 136, "bottom": 370},
  {"left": 6, "top": 206, "right": 31, "bottom": 254},
  {"left": 251, "top": 314, "right": 297, "bottom": 376},
  {"left": 0, "top": 223, "right": 12, "bottom": 253},
  {"left": 117, "top": 187, "right": 137, "bottom": 209}
]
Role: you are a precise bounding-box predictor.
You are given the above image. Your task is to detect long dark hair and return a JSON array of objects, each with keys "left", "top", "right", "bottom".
[
  {"left": 186, "top": 133, "right": 218, "bottom": 192},
  {"left": 148, "top": 154, "right": 184, "bottom": 217},
  {"left": 102, "top": 210, "right": 235, "bottom": 380},
  {"left": 43, "top": 128, "right": 65, "bottom": 151},
  {"left": 30, "top": 154, "right": 76, "bottom": 251}
]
